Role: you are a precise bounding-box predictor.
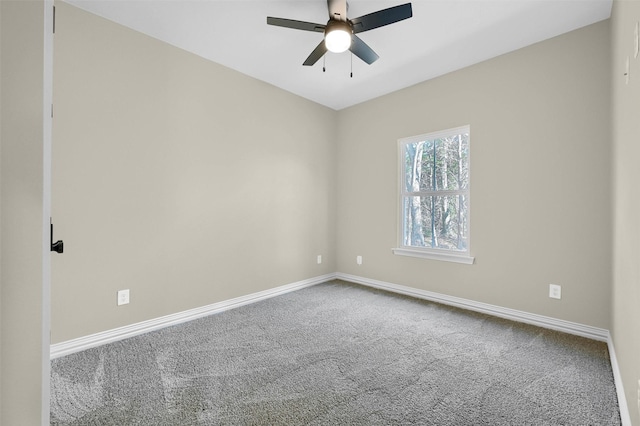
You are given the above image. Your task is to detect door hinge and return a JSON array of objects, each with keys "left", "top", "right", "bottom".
[
  {"left": 53, "top": 6, "right": 56, "bottom": 34},
  {"left": 51, "top": 104, "right": 54, "bottom": 118}
]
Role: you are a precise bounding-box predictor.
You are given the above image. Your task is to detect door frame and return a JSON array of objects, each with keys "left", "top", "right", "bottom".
[{"left": 42, "top": 0, "right": 54, "bottom": 423}]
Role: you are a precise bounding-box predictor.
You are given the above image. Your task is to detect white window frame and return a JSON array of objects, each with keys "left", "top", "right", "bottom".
[{"left": 392, "top": 125, "right": 474, "bottom": 265}]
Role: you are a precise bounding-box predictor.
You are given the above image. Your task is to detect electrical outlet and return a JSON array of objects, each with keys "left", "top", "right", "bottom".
[
  {"left": 356, "top": 255, "right": 362, "bottom": 265},
  {"left": 117, "top": 289, "right": 130, "bottom": 306},
  {"left": 317, "top": 255, "right": 322, "bottom": 264},
  {"left": 549, "top": 284, "right": 561, "bottom": 300},
  {"left": 625, "top": 56, "right": 630, "bottom": 85}
]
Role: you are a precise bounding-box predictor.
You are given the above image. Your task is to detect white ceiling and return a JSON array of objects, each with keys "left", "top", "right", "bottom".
[{"left": 63, "top": 0, "right": 612, "bottom": 110}]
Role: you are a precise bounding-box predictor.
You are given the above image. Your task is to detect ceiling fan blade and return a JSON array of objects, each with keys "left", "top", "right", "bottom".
[
  {"left": 350, "top": 3, "right": 413, "bottom": 34},
  {"left": 327, "top": 0, "right": 347, "bottom": 21},
  {"left": 303, "top": 40, "right": 328, "bottom": 66},
  {"left": 349, "top": 35, "right": 379, "bottom": 65},
  {"left": 267, "top": 17, "right": 325, "bottom": 33}
]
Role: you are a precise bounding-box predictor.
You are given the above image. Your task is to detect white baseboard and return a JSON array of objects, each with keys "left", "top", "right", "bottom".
[
  {"left": 336, "top": 273, "right": 609, "bottom": 341},
  {"left": 50, "top": 271, "right": 631, "bottom": 425},
  {"left": 607, "top": 333, "right": 633, "bottom": 426},
  {"left": 50, "top": 273, "right": 337, "bottom": 359}
]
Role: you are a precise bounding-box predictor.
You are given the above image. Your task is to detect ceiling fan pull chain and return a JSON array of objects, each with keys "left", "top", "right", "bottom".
[
  {"left": 323, "top": 55, "right": 326, "bottom": 73},
  {"left": 350, "top": 52, "right": 353, "bottom": 78}
]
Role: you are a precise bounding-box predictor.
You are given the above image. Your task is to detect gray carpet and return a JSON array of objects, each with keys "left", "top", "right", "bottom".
[{"left": 50, "top": 280, "right": 621, "bottom": 425}]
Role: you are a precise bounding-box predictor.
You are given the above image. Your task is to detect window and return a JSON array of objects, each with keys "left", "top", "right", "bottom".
[{"left": 393, "top": 126, "right": 473, "bottom": 264}]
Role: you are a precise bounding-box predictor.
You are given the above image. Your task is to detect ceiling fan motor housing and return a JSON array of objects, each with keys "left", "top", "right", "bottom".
[{"left": 324, "top": 20, "right": 352, "bottom": 53}]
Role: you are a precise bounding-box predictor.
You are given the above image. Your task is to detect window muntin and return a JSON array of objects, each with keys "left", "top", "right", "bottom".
[{"left": 397, "top": 126, "right": 471, "bottom": 261}]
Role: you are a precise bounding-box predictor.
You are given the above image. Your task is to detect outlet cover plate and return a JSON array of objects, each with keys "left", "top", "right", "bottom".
[
  {"left": 549, "top": 284, "right": 561, "bottom": 300},
  {"left": 117, "top": 289, "right": 130, "bottom": 306},
  {"left": 626, "top": 56, "right": 630, "bottom": 85}
]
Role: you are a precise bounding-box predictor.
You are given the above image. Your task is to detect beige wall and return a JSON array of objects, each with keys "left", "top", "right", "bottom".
[
  {"left": 32, "top": 0, "right": 640, "bottom": 422},
  {"left": 53, "top": 5, "right": 614, "bottom": 335},
  {"left": 336, "top": 21, "right": 612, "bottom": 329},
  {"left": 51, "top": 3, "right": 337, "bottom": 343},
  {"left": 611, "top": 0, "right": 640, "bottom": 423},
  {"left": 3, "top": 0, "right": 634, "bottom": 422},
  {"left": 1, "top": 1, "right": 49, "bottom": 424}
]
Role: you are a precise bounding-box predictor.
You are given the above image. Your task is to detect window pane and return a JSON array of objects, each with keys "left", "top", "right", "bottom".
[
  {"left": 403, "top": 134, "right": 469, "bottom": 193},
  {"left": 403, "top": 195, "right": 468, "bottom": 252}
]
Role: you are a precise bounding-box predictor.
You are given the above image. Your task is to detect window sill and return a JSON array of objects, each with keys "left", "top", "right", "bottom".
[{"left": 392, "top": 247, "right": 475, "bottom": 265}]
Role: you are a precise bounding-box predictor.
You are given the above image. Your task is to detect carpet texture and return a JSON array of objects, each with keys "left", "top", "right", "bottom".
[{"left": 50, "top": 280, "right": 621, "bottom": 425}]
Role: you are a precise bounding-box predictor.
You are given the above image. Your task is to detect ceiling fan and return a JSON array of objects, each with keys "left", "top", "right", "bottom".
[{"left": 267, "top": 0, "right": 413, "bottom": 66}]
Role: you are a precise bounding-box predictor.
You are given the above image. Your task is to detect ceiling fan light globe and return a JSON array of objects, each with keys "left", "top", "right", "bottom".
[{"left": 325, "top": 27, "right": 351, "bottom": 53}]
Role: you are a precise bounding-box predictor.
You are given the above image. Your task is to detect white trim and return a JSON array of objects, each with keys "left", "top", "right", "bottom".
[
  {"left": 392, "top": 247, "right": 474, "bottom": 264},
  {"left": 50, "top": 273, "right": 336, "bottom": 359},
  {"left": 42, "top": 1, "right": 54, "bottom": 424},
  {"left": 399, "top": 125, "right": 471, "bottom": 145},
  {"left": 336, "top": 272, "right": 609, "bottom": 341},
  {"left": 50, "top": 271, "right": 631, "bottom": 423},
  {"left": 607, "top": 333, "right": 633, "bottom": 426},
  {"left": 397, "top": 125, "right": 472, "bottom": 262}
]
